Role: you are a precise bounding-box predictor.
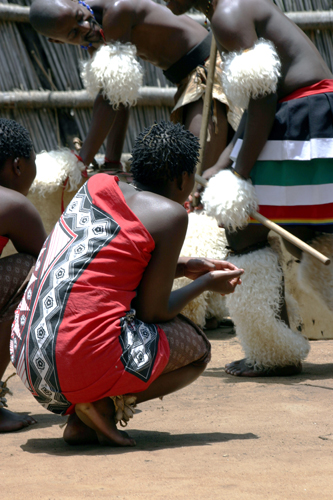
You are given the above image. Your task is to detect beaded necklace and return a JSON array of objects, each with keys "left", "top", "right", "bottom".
[
  {"left": 204, "top": 0, "right": 213, "bottom": 26},
  {"left": 78, "top": 1, "right": 106, "bottom": 49}
]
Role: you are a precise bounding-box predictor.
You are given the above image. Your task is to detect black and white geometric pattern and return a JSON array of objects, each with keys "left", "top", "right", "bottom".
[
  {"left": 11, "top": 183, "right": 120, "bottom": 414},
  {"left": 119, "top": 309, "right": 160, "bottom": 382}
]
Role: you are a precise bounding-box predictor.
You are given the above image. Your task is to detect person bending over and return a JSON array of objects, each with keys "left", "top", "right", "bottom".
[
  {"left": 11, "top": 121, "right": 243, "bottom": 447},
  {"left": 0, "top": 118, "right": 47, "bottom": 432},
  {"left": 167, "top": 0, "right": 333, "bottom": 376},
  {"left": 29, "top": 0, "right": 241, "bottom": 173}
]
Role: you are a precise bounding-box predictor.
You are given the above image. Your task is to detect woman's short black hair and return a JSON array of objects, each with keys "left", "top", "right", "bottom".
[
  {"left": 0, "top": 118, "right": 33, "bottom": 168},
  {"left": 130, "top": 121, "right": 200, "bottom": 187}
]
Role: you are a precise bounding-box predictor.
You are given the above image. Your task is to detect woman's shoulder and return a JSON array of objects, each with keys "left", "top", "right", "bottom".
[{"left": 0, "top": 186, "right": 28, "bottom": 215}]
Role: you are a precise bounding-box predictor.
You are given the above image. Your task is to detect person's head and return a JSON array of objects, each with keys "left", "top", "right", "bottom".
[
  {"left": 0, "top": 118, "right": 36, "bottom": 196},
  {"left": 29, "top": 0, "right": 103, "bottom": 48},
  {"left": 130, "top": 121, "right": 200, "bottom": 203}
]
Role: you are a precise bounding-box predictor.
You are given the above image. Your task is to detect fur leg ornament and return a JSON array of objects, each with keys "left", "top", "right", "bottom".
[
  {"left": 226, "top": 246, "right": 310, "bottom": 369},
  {"left": 110, "top": 395, "right": 137, "bottom": 427},
  {"left": 202, "top": 169, "right": 258, "bottom": 231},
  {"left": 0, "top": 373, "right": 16, "bottom": 409},
  {"left": 80, "top": 43, "right": 144, "bottom": 108},
  {"left": 31, "top": 149, "right": 86, "bottom": 196},
  {"left": 221, "top": 38, "right": 281, "bottom": 110},
  {"left": 297, "top": 234, "right": 333, "bottom": 312}
]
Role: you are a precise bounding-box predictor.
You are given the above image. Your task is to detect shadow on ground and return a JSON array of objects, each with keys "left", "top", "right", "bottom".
[
  {"left": 20, "top": 430, "right": 259, "bottom": 456},
  {"left": 202, "top": 362, "right": 333, "bottom": 386}
]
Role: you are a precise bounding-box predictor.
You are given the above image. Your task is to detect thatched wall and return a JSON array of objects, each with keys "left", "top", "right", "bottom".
[{"left": 0, "top": 0, "right": 332, "bottom": 155}]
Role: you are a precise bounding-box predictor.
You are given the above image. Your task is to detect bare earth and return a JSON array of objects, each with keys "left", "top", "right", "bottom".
[{"left": 1, "top": 328, "right": 332, "bottom": 500}]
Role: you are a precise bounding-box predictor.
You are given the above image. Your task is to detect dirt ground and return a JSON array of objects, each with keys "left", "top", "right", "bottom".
[{"left": 1, "top": 327, "right": 332, "bottom": 500}]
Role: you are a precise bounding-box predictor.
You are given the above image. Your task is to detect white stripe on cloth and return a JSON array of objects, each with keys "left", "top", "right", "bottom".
[
  {"left": 254, "top": 183, "right": 333, "bottom": 206},
  {"left": 230, "top": 138, "right": 333, "bottom": 162}
]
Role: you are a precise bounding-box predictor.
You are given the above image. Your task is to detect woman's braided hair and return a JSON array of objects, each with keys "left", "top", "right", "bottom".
[
  {"left": 0, "top": 119, "right": 33, "bottom": 168},
  {"left": 130, "top": 121, "right": 200, "bottom": 187}
]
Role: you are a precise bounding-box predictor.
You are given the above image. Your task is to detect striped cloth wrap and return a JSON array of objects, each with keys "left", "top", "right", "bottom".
[{"left": 230, "top": 79, "right": 333, "bottom": 231}]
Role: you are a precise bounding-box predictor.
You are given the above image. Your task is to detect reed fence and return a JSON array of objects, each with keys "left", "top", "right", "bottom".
[{"left": 0, "top": 0, "right": 332, "bottom": 155}]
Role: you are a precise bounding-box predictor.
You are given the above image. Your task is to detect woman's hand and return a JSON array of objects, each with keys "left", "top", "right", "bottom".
[
  {"left": 200, "top": 266, "right": 244, "bottom": 295},
  {"left": 178, "top": 257, "right": 243, "bottom": 282}
]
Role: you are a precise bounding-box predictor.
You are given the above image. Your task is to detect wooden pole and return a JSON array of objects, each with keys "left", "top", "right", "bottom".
[
  {"left": 197, "top": 35, "right": 217, "bottom": 176},
  {"left": 0, "top": 88, "right": 176, "bottom": 109},
  {"left": 0, "top": 4, "right": 332, "bottom": 30},
  {"left": 195, "top": 173, "right": 331, "bottom": 266},
  {"left": 191, "top": 34, "right": 217, "bottom": 206}
]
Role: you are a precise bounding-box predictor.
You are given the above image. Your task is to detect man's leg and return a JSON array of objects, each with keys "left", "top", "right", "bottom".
[
  {"left": 0, "top": 254, "right": 37, "bottom": 432},
  {"left": 65, "top": 316, "right": 210, "bottom": 446},
  {"left": 224, "top": 224, "right": 311, "bottom": 377}
]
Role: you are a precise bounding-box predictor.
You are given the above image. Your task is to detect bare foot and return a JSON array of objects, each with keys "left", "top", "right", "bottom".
[
  {"left": 225, "top": 358, "right": 302, "bottom": 377},
  {"left": 75, "top": 398, "right": 136, "bottom": 447},
  {"left": 204, "top": 317, "right": 219, "bottom": 330},
  {"left": 0, "top": 408, "right": 37, "bottom": 432},
  {"left": 63, "top": 414, "right": 99, "bottom": 445}
]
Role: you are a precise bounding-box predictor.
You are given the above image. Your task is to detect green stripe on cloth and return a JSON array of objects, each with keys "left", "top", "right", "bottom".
[{"left": 251, "top": 158, "right": 333, "bottom": 186}]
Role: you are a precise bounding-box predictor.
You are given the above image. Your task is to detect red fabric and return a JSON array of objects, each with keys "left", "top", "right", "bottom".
[
  {"left": 0, "top": 235, "right": 9, "bottom": 255},
  {"left": 279, "top": 79, "right": 333, "bottom": 102},
  {"left": 249, "top": 202, "right": 333, "bottom": 224},
  {"left": 54, "top": 175, "right": 169, "bottom": 412}
]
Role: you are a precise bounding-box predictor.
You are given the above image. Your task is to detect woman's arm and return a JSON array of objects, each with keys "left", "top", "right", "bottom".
[{"left": 133, "top": 201, "right": 243, "bottom": 323}]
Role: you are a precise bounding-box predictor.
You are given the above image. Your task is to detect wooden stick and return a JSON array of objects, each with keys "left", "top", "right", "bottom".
[
  {"left": 197, "top": 35, "right": 217, "bottom": 177},
  {"left": 195, "top": 173, "right": 331, "bottom": 266},
  {"left": 191, "top": 34, "right": 217, "bottom": 206}
]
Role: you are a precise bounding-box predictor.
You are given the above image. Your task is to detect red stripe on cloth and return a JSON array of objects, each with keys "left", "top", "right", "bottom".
[
  {"left": 249, "top": 202, "right": 333, "bottom": 224},
  {"left": 279, "top": 79, "right": 333, "bottom": 103}
]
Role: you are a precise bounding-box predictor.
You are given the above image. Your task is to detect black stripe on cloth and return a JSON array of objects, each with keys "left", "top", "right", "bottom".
[{"left": 240, "top": 92, "right": 333, "bottom": 141}]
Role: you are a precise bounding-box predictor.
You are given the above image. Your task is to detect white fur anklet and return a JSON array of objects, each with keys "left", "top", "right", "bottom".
[
  {"left": 110, "top": 395, "right": 137, "bottom": 427},
  {"left": 221, "top": 38, "right": 281, "bottom": 109},
  {"left": 80, "top": 43, "right": 144, "bottom": 108},
  {"left": 226, "top": 246, "right": 310, "bottom": 368},
  {"left": 31, "top": 149, "right": 86, "bottom": 195},
  {"left": 202, "top": 169, "right": 258, "bottom": 231},
  {"left": 298, "top": 234, "right": 333, "bottom": 312}
]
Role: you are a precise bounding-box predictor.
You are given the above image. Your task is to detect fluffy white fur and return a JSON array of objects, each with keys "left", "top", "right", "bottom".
[
  {"left": 172, "top": 212, "right": 229, "bottom": 327},
  {"left": 222, "top": 38, "right": 281, "bottom": 109},
  {"left": 226, "top": 247, "right": 310, "bottom": 368},
  {"left": 31, "top": 148, "right": 85, "bottom": 196},
  {"left": 297, "top": 234, "right": 333, "bottom": 312},
  {"left": 80, "top": 43, "right": 144, "bottom": 108},
  {"left": 202, "top": 169, "right": 258, "bottom": 231}
]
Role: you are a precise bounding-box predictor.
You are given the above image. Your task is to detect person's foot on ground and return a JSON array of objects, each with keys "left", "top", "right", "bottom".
[
  {"left": 0, "top": 408, "right": 37, "bottom": 432},
  {"left": 63, "top": 413, "right": 99, "bottom": 445},
  {"left": 204, "top": 317, "right": 219, "bottom": 329},
  {"left": 75, "top": 398, "right": 136, "bottom": 447},
  {"left": 225, "top": 358, "right": 302, "bottom": 377}
]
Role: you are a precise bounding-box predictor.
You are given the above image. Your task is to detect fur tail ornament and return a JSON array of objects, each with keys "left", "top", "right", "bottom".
[
  {"left": 202, "top": 169, "right": 258, "bottom": 231},
  {"left": 226, "top": 246, "right": 310, "bottom": 368},
  {"left": 172, "top": 212, "right": 229, "bottom": 327},
  {"left": 298, "top": 234, "right": 333, "bottom": 312},
  {"left": 222, "top": 38, "right": 281, "bottom": 109},
  {"left": 80, "top": 43, "right": 144, "bottom": 108},
  {"left": 31, "top": 149, "right": 86, "bottom": 195}
]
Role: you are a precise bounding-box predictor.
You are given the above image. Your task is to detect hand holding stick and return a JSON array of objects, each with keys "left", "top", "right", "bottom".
[{"left": 195, "top": 172, "right": 331, "bottom": 266}]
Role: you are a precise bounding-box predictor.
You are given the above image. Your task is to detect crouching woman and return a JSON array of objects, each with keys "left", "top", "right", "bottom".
[{"left": 10, "top": 121, "right": 243, "bottom": 447}]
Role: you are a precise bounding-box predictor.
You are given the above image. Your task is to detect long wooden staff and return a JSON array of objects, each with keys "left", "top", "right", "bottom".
[
  {"left": 191, "top": 34, "right": 218, "bottom": 206},
  {"left": 195, "top": 172, "right": 331, "bottom": 266}
]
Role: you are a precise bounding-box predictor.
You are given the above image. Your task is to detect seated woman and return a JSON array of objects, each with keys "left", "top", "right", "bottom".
[
  {"left": 0, "top": 118, "right": 47, "bottom": 432},
  {"left": 10, "top": 121, "right": 243, "bottom": 447}
]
